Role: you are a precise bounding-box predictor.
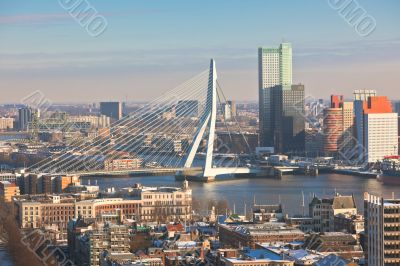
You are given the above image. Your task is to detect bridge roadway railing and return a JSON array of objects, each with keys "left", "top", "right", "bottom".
[{"left": 47, "top": 167, "right": 204, "bottom": 177}]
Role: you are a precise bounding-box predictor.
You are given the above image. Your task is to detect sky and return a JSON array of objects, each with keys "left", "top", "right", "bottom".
[{"left": 0, "top": 0, "right": 399, "bottom": 103}]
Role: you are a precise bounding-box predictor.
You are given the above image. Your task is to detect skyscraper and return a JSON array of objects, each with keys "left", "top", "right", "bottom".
[
  {"left": 272, "top": 84, "right": 305, "bottom": 153},
  {"left": 18, "top": 107, "right": 39, "bottom": 131},
  {"left": 258, "top": 43, "right": 292, "bottom": 148},
  {"left": 354, "top": 94, "right": 398, "bottom": 163},
  {"left": 100, "top": 102, "right": 122, "bottom": 122}
]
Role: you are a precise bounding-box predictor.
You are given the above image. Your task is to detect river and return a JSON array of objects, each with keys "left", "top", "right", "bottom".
[{"left": 82, "top": 173, "right": 400, "bottom": 216}]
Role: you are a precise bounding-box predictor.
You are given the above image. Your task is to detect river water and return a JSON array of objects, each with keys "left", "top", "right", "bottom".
[{"left": 82, "top": 173, "right": 400, "bottom": 216}]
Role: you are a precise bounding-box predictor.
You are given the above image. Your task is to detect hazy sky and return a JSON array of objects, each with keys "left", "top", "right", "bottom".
[{"left": 1, "top": 0, "right": 399, "bottom": 103}]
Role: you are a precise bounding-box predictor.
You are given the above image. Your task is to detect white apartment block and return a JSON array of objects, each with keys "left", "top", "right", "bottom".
[{"left": 364, "top": 113, "right": 398, "bottom": 163}]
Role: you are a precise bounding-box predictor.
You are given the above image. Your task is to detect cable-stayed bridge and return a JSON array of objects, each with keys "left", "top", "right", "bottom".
[{"left": 29, "top": 59, "right": 259, "bottom": 182}]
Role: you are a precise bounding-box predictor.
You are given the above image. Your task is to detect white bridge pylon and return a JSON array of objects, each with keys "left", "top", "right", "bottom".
[{"left": 182, "top": 59, "right": 252, "bottom": 180}]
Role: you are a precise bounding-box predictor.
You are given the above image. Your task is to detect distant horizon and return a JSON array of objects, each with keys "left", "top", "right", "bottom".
[{"left": 1, "top": 1, "right": 399, "bottom": 103}]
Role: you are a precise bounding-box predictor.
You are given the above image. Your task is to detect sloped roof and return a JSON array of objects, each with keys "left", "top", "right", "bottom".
[{"left": 332, "top": 195, "right": 356, "bottom": 209}]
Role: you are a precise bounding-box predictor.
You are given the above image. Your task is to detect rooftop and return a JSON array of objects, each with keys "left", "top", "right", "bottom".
[{"left": 220, "top": 223, "right": 304, "bottom": 236}]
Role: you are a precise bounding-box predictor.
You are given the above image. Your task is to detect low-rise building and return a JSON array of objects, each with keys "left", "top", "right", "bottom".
[
  {"left": 334, "top": 213, "right": 364, "bottom": 234},
  {"left": 222, "top": 248, "right": 294, "bottom": 266},
  {"left": 304, "top": 232, "right": 364, "bottom": 260},
  {"left": 253, "top": 204, "right": 283, "bottom": 222},
  {"left": 129, "top": 181, "right": 192, "bottom": 222},
  {"left": 309, "top": 193, "right": 357, "bottom": 232},
  {"left": 104, "top": 158, "right": 142, "bottom": 171},
  {"left": 219, "top": 222, "right": 304, "bottom": 249}
]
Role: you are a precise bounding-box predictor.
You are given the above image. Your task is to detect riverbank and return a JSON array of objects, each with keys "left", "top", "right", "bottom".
[{"left": 82, "top": 173, "right": 398, "bottom": 216}]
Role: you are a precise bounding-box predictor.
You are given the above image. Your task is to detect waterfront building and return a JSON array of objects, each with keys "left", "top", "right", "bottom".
[
  {"left": 323, "top": 107, "right": 343, "bottom": 157},
  {"left": 258, "top": 43, "right": 292, "bottom": 148},
  {"left": 100, "top": 102, "right": 122, "bottom": 122},
  {"left": 364, "top": 113, "right": 398, "bottom": 162},
  {"left": 354, "top": 94, "right": 398, "bottom": 163},
  {"left": 271, "top": 84, "right": 305, "bottom": 153},
  {"left": 252, "top": 204, "right": 283, "bottom": 222},
  {"left": 217, "top": 132, "right": 258, "bottom": 154},
  {"left": 0, "top": 181, "right": 20, "bottom": 202},
  {"left": 305, "top": 128, "right": 324, "bottom": 157},
  {"left": 218, "top": 222, "right": 304, "bottom": 249},
  {"left": 103, "top": 158, "right": 142, "bottom": 171},
  {"left": 22, "top": 174, "right": 80, "bottom": 194},
  {"left": 0, "top": 117, "right": 14, "bottom": 130},
  {"left": 133, "top": 181, "right": 192, "bottom": 222},
  {"left": 323, "top": 95, "right": 355, "bottom": 159},
  {"left": 364, "top": 192, "right": 400, "bottom": 266},
  {"left": 309, "top": 194, "right": 357, "bottom": 233}
]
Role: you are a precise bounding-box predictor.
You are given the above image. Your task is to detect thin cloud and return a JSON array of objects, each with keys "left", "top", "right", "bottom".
[{"left": 0, "top": 13, "right": 71, "bottom": 24}]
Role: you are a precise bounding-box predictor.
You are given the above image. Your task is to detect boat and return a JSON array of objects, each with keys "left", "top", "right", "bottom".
[{"left": 380, "top": 156, "right": 400, "bottom": 185}]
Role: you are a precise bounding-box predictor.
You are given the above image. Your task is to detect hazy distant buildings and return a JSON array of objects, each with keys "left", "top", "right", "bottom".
[
  {"left": 364, "top": 192, "right": 400, "bottom": 266},
  {"left": 0, "top": 117, "right": 14, "bottom": 130},
  {"left": 258, "top": 43, "right": 292, "bottom": 148},
  {"left": 222, "top": 100, "right": 236, "bottom": 121},
  {"left": 100, "top": 102, "right": 122, "bottom": 122},
  {"left": 176, "top": 100, "right": 199, "bottom": 118},
  {"left": 18, "top": 107, "right": 39, "bottom": 131}
]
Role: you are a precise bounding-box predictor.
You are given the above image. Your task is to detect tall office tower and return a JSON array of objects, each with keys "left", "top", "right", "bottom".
[
  {"left": 272, "top": 84, "right": 305, "bottom": 153},
  {"left": 364, "top": 192, "right": 400, "bottom": 266},
  {"left": 354, "top": 94, "right": 398, "bottom": 163},
  {"left": 258, "top": 43, "right": 292, "bottom": 148},
  {"left": 100, "top": 102, "right": 122, "bottom": 122},
  {"left": 354, "top": 90, "right": 377, "bottom": 158},
  {"left": 18, "top": 107, "right": 39, "bottom": 131}
]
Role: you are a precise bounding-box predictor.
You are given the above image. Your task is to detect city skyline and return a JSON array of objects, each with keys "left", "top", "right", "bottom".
[{"left": 1, "top": 1, "right": 400, "bottom": 103}]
